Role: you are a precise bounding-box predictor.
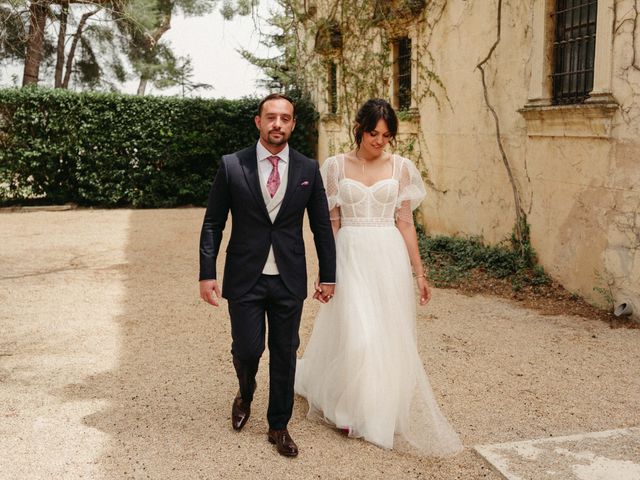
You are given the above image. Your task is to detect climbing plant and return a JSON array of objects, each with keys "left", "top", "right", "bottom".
[
  {"left": 241, "top": 0, "right": 447, "bottom": 146},
  {"left": 245, "top": 0, "right": 538, "bottom": 260}
]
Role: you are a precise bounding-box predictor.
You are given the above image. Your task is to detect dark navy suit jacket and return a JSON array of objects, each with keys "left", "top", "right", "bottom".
[{"left": 199, "top": 144, "right": 336, "bottom": 300}]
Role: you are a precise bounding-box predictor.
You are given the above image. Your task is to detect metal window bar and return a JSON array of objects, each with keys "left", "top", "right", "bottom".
[
  {"left": 551, "top": 0, "right": 597, "bottom": 105},
  {"left": 397, "top": 37, "right": 412, "bottom": 110},
  {"left": 328, "top": 63, "right": 338, "bottom": 114}
]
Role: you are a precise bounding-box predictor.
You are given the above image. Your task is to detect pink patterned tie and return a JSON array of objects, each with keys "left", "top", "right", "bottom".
[{"left": 266, "top": 155, "right": 280, "bottom": 197}]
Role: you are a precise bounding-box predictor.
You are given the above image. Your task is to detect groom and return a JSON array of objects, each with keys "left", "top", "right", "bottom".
[{"left": 198, "top": 93, "right": 336, "bottom": 457}]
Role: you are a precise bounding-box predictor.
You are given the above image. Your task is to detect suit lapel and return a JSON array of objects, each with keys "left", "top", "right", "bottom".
[
  {"left": 238, "top": 146, "right": 270, "bottom": 219},
  {"left": 275, "top": 149, "right": 302, "bottom": 223}
]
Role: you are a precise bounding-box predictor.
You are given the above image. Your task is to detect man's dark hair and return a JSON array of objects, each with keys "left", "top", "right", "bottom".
[
  {"left": 353, "top": 98, "right": 398, "bottom": 148},
  {"left": 257, "top": 93, "right": 296, "bottom": 117}
]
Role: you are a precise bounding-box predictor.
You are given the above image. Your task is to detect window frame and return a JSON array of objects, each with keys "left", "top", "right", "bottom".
[
  {"left": 392, "top": 35, "right": 413, "bottom": 111},
  {"left": 328, "top": 61, "right": 338, "bottom": 115},
  {"left": 520, "top": 0, "right": 617, "bottom": 138},
  {"left": 550, "top": 0, "right": 598, "bottom": 105}
]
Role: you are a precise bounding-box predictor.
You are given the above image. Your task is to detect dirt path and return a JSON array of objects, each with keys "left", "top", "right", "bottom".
[{"left": 1, "top": 208, "right": 638, "bottom": 479}]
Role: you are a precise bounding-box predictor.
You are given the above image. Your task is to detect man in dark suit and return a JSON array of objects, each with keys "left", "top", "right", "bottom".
[{"left": 199, "top": 93, "right": 336, "bottom": 457}]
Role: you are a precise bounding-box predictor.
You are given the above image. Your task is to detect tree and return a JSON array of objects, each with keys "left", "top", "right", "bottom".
[
  {"left": 1, "top": 0, "right": 260, "bottom": 92},
  {"left": 22, "top": 0, "right": 48, "bottom": 85},
  {"left": 0, "top": 2, "right": 28, "bottom": 65},
  {"left": 120, "top": 0, "right": 257, "bottom": 96},
  {"left": 1, "top": 0, "right": 131, "bottom": 88},
  {"left": 151, "top": 54, "right": 212, "bottom": 96},
  {"left": 175, "top": 55, "right": 212, "bottom": 96},
  {"left": 236, "top": 0, "right": 301, "bottom": 93}
]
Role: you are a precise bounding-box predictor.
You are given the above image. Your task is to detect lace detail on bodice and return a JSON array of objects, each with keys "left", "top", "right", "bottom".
[
  {"left": 338, "top": 178, "right": 399, "bottom": 223},
  {"left": 340, "top": 217, "right": 396, "bottom": 227},
  {"left": 320, "top": 154, "right": 426, "bottom": 224}
]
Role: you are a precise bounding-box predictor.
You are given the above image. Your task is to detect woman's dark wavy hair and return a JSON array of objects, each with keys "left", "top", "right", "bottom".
[{"left": 353, "top": 98, "right": 398, "bottom": 148}]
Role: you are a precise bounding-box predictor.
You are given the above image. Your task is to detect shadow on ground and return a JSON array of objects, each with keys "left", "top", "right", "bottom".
[
  {"left": 55, "top": 209, "right": 495, "bottom": 479},
  {"left": 59, "top": 209, "right": 238, "bottom": 478},
  {"left": 34, "top": 208, "right": 635, "bottom": 480}
]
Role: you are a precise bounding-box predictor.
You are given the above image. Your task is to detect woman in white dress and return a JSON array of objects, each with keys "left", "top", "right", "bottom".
[{"left": 295, "top": 99, "right": 462, "bottom": 456}]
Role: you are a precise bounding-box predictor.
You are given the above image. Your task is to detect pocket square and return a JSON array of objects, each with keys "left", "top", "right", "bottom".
[{"left": 300, "top": 181, "right": 310, "bottom": 186}]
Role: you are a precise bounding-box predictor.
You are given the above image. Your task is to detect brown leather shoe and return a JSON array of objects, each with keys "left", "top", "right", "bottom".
[
  {"left": 231, "top": 392, "right": 250, "bottom": 431},
  {"left": 267, "top": 429, "right": 299, "bottom": 457},
  {"left": 231, "top": 382, "right": 256, "bottom": 431}
]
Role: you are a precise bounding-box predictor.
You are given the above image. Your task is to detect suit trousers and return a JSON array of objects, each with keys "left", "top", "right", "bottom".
[{"left": 228, "top": 274, "right": 304, "bottom": 430}]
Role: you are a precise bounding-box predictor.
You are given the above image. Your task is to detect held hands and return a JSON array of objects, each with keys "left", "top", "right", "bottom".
[
  {"left": 313, "top": 279, "right": 336, "bottom": 304},
  {"left": 200, "top": 279, "right": 222, "bottom": 307},
  {"left": 416, "top": 276, "right": 432, "bottom": 305}
]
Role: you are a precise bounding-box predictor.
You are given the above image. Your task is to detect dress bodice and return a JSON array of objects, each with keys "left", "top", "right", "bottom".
[
  {"left": 320, "top": 154, "right": 426, "bottom": 226},
  {"left": 337, "top": 178, "right": 399, "bottom": 227}
]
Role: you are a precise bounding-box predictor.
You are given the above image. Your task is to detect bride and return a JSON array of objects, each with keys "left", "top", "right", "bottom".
[{"left": 295, "top": 98, "right": 463, "bottom": 456}]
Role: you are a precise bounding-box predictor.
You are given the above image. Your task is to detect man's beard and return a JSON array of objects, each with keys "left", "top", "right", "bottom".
[{"left": 267, "top": 131, "right": 288, "bottom": 146}]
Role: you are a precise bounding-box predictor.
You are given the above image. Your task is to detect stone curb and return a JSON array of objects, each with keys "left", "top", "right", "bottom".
[{"left": 475, "top": 427, "right": 640, "bottom": 480}]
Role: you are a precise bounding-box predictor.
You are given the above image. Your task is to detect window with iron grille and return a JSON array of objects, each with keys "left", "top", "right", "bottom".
[
  {"left": 395, "top": 37, "right": 412, "bottom": 110},
  {"left": 551, "top": 0, "right": 597, "bottom": 104},
  {"left": 328, "top": 62, "right": 338, "bottom": 114}
]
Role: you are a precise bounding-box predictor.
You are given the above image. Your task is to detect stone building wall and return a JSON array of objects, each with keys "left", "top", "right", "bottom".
[{"left": 307, "top": 0, "right": 639, "bottom": 318}]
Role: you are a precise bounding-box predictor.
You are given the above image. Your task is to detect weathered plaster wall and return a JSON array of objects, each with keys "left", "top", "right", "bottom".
[
  {"left": 418, "top": 0, "right": 524, "bottom": 245},
  {"left": 419, "top": 0, "right": 639, "bottom": 314},
  {"left": 606, "top": 0, "right": 640, "bottom": 316},
  {"left": 310, "top": 0, "right": 639, "bottom": 317}
]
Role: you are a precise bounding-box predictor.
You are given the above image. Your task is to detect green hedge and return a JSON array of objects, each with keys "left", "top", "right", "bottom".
[{"left": 0, "top": 87, "right": 318, "bottom": 207}]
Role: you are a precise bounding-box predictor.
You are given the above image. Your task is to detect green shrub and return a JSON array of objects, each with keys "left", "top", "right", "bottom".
[
  {"left": 416, "top": 221, "right": 550, "bottom": 290},
  {"left": 0, "top": 87, "right": 318, "bottom": 207}
]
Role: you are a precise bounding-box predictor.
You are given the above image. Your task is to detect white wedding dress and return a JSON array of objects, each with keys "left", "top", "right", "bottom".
[{"left": 295, "top": 154, "right": 463, "bottom": 456}]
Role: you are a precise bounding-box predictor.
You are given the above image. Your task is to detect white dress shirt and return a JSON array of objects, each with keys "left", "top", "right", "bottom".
[{"left": 256, "top": 142, "right": 289, "bottom": 275}]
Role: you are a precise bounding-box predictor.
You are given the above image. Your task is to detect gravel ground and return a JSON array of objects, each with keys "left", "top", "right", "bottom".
[{"left": 0, "top": 208, "right": 638, "bottom": 480}]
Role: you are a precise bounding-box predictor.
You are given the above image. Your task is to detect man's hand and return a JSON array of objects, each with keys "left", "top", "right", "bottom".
[
  {"left": 313, "top": 282, "right": 336, "bottom": 304},
  {"left": 200, "top": 279, "right": 222, "bottom": 307}
]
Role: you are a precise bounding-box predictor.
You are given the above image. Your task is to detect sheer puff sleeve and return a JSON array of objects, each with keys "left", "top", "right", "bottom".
[
  {"left": 320, "top": 155, "right": 340, "bottom": 211},
  {"left": 396, "top": 156, "right": 426, "bottom": 223}
]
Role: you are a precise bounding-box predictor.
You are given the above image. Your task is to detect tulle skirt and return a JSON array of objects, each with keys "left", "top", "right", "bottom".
[{"left": 295, "top": 225, "right": 463, "bottom": 456}]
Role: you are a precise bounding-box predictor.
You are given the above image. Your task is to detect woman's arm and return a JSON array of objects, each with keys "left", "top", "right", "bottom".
[
  {"left": 396, "top": 209, "right": 431, "bottom": 305},
  {"left": 330, "top": 206, "right": 341, "bottom": 236}
]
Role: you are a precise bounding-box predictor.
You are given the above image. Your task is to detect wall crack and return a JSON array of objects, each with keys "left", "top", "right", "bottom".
[{"left": 475, "top": 0, "right": 527, "bottom": 252}]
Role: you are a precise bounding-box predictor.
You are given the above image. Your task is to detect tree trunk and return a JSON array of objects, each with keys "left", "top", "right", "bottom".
[
  {"left": 137, "top": 77, "right": 148, "bottom": 96},
  {"left": 62, "top": 8, "right": 99, "bottom": 89},
  {"left": 54, "top": 0, "right": 69, "bottom": 88},
  {"left": 135, "top": 13, "right": 172, "bottom": 96},
  {"left": 22, "top": 1, "right": 49, "bottom": 86}
]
